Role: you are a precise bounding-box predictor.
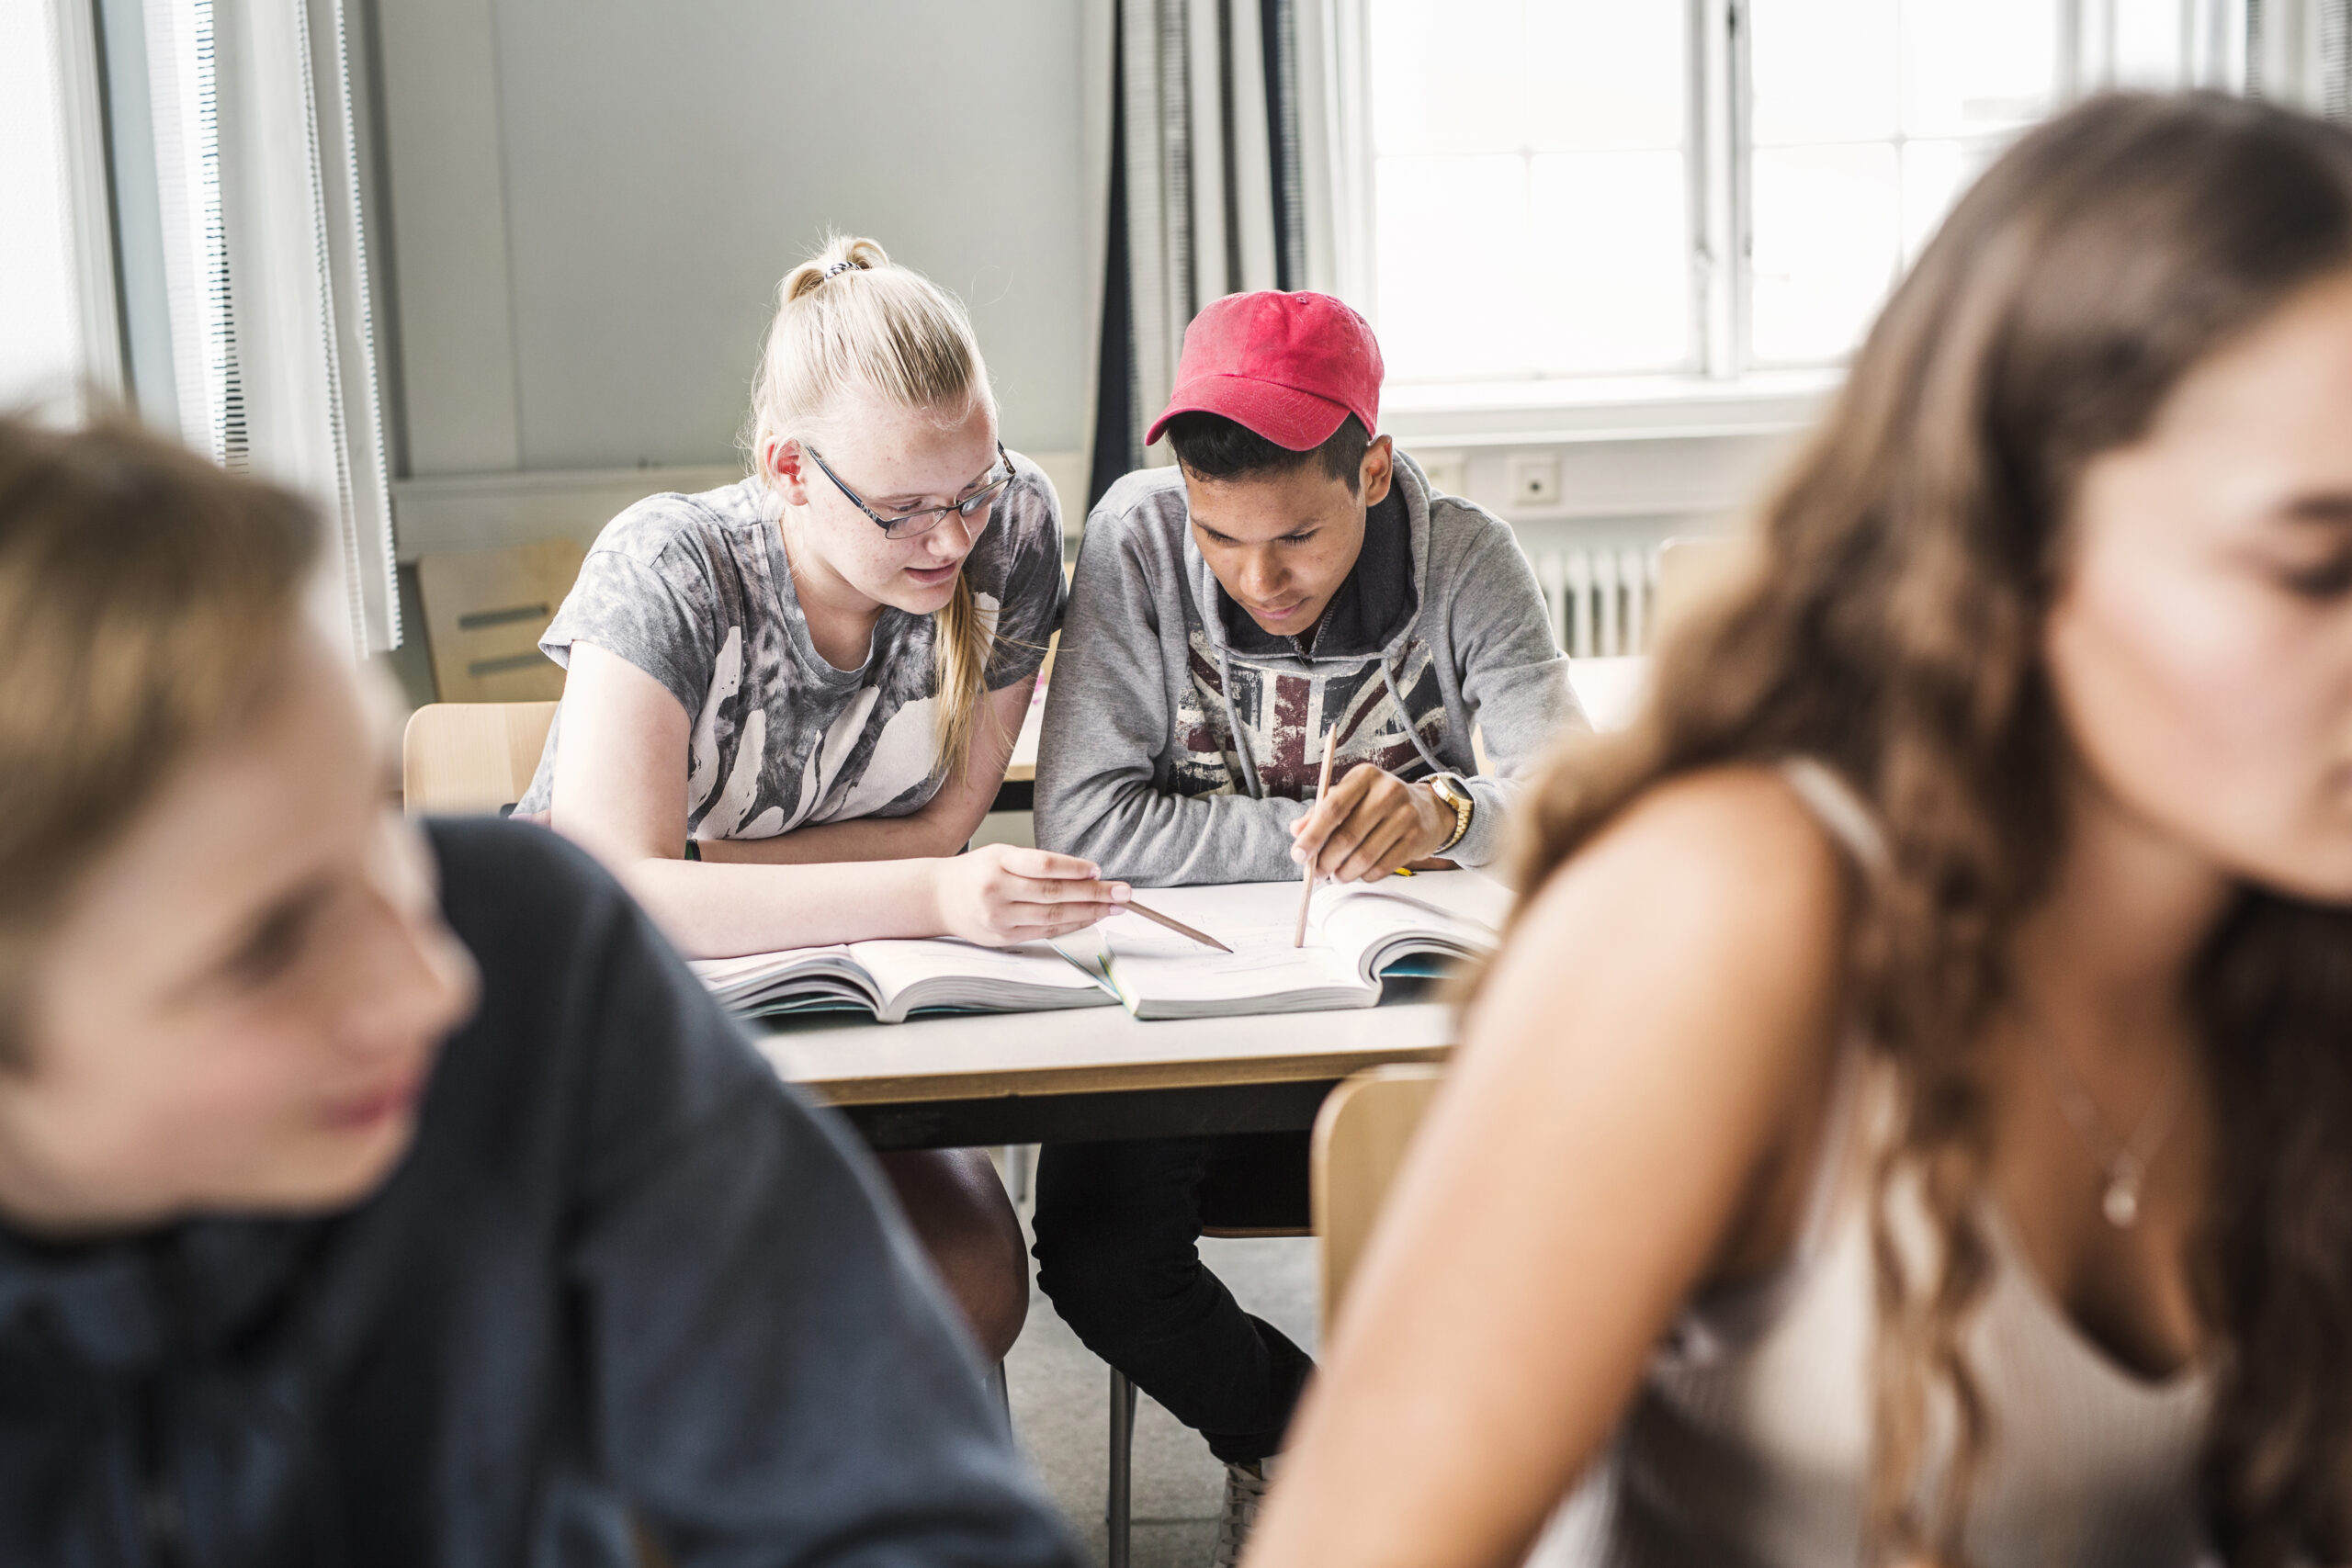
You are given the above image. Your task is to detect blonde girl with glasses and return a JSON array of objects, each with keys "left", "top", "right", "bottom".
[{"left": 519, "top": 236, "right": 1122, "bottom": 1361}]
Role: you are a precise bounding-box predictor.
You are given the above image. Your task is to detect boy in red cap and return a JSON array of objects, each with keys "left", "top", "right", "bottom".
[{"left": 1032, "top": 290, "right": 1583, "bottom": 1562}]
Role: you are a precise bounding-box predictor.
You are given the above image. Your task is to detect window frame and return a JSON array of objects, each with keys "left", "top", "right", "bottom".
[
  {"left": 1332, "top": 0, "right": 2250, "bottom": 423},
  {"left": 5, "top": 0, "right": 125, "bottom": 415}
]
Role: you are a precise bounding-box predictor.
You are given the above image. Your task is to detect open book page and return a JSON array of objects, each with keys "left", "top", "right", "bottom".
[
  {"left": 690, "top": 937, "right": 1113, "bottom": 1022},
  {"left": 1342, "top": 868, "right": 1514, "bottom": 932},
  {"left": 688, "top": 946, "right": 874, "bottom": 1012},
  {"left": 846, "top": 938, "right": 1116, "bottom": 1021},
  {"left": 1051, "top": 873, "right": 1507, "bottom": 1020},
  {"left": 1057, "top": 911, "right": 1371, "bottom": 1019},
  {"left": 1313, "top": 875, "right": 1505, "bottom": 980}
]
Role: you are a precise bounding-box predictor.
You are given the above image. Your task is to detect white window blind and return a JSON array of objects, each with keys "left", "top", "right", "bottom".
[
  {"left": 146, "top": 0, "right": 247, "bottom": 467},
  {"left": 130, "top": 0, "right": 399, "bottom": 655}
]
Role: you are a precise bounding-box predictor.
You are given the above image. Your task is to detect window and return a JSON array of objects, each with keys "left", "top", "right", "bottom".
[
  {"left": 1369, "top": 2, "right": 1694, "bottom": 380},
  {"left": 1352, "top": 0, "right": 2249, "bottom": 389},
  {"left": 0, "top": 0, "right": 92, "bottom": 409}
]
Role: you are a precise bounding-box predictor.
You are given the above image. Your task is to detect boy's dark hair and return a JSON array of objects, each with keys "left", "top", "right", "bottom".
[{"left": 1163, "top": 412, "right": 1370, "bottom": 492}]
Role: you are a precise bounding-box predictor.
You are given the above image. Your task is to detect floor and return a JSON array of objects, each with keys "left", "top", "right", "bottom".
[{"left": 998, "top": 1150, "right": 1321, "bottom": 1568}]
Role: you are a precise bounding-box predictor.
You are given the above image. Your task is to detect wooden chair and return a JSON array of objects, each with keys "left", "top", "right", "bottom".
[
  {"left": 401, "top": 701, "right": 559, "bottom": 815},
  {"left": 1311, "top": 1063, "right": 1448, "bottom": 1339},
  {"left": 414, "top": 538, "right": 584, "bottom": 703}
]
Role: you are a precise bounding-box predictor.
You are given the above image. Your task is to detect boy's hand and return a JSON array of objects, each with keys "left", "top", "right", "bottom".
[{"left": 1289, "top": 765, "right": 1455, "bottom": 883}]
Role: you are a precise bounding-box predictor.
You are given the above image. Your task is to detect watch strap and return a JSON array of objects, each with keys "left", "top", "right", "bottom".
[{"left": 1429, "top": 773, "right": 1474, "bottom": 855}]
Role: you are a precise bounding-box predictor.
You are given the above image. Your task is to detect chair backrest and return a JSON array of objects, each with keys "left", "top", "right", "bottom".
[
  {"left": 1311, "top": 1063, "right": 1446, "bottom": 1339},
  {"left": 414, "top": 538, "right": 585, "bottom": 703},
  {"left": 401, "top": 701, "right": 560, "bottom": 815}
]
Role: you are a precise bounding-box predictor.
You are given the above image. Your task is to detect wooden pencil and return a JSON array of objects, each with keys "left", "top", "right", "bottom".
[
  {"left": 1122, "top": 899, "right": 1232, "bottom": 953},
  {"left": 1295, "top": 721, "right": 1339, "bottom": 948}
]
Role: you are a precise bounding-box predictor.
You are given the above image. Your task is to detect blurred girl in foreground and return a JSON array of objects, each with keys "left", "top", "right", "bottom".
[
  {"left": 1250, "top": 95, "right": 2352, "bottom": 1568},
  {"left": 0, "top": 418, "right": 1079, "bottom": 1564}
]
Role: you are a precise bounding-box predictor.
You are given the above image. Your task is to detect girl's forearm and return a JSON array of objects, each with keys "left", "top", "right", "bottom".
[
  {"left": 697, "top": 812, "right": 968, "bottom": 865},
  {"left": 614, "top": 855, "right": 945, "bottom": 957}
]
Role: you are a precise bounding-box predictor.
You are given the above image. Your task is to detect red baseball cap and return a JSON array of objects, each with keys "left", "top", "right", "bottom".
[{"left": 1145, "top": 290, "right": 1384, "bottom": 451}]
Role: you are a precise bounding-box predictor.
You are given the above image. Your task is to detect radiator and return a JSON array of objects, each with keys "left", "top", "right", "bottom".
[{"left": 1534, "top": 547, "right": 1657, "bottom": 658}]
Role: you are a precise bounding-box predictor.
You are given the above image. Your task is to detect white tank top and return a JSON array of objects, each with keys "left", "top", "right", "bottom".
[{"left": 1528, "top": 760, "right": 2214, "bottom": 1568}]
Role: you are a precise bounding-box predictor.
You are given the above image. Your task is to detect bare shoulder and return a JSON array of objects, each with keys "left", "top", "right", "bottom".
[
  {"left": 1489, "top": 764, "right": 1853, "bottom": 1074},
  {"left": 1521, "top": 761, "right": 1844, "bottom": 930}
]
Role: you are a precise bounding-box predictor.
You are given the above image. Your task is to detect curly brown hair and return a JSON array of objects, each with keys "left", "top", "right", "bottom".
[{"left": 1496, "top": 94, "right": 2352, "bottom": 1566}]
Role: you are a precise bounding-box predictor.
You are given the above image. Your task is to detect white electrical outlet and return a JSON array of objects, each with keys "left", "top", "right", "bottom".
[{"left": 1506, "top": 454, "right": 1562, "bottom": 509}]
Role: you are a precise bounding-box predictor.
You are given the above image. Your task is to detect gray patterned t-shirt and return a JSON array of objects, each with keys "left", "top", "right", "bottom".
[{"left": 515, "top": 455, "right": 1064, "bottom": 840}]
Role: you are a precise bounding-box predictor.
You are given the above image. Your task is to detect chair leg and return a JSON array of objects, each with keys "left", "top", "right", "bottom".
[
  {"left": 1106, "top": 1366, "right": 1139, "bottom": 1568},
  {"left": 1001, "top": 1143, "right": 1034, "bottom": 1205}
]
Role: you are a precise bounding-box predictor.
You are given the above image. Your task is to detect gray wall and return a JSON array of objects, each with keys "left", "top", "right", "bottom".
[{"left": 375, "top": 0, "right": 1091, "bottom": 481}]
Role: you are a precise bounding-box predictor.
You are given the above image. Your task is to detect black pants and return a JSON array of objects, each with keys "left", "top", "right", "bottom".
[{"left": 1030, "top": 1132, "right": 1315, "bottom": 1466}]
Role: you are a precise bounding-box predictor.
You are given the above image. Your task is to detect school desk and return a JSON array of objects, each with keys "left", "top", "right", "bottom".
[
  {"left": 754, "top": 987, "right": 1454, "bottom": 1150},
  {"left": 880, "top": 656, "right": 1650, "bottom": 1145}
]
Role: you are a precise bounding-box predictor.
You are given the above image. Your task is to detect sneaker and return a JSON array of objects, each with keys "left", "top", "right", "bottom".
[{"left": 1209, "top": 1458, "right": 1273, "bottom": 1568}]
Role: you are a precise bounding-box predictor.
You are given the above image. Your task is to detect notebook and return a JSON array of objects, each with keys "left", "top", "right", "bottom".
[
  {"left": 690, "top": 938, "right": 1116, "bottom": 1023},
  {"left": 1052, "top": 870, "right": 1510, "bottom": 1021}
]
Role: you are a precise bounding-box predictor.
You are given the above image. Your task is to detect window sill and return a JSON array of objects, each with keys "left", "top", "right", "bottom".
[
  {"left": 1380, "top": 368, "right": 1839, "bottom": 446},
  {"left": 1375, "top": 371, "right": 1838, "bottom": 524}
]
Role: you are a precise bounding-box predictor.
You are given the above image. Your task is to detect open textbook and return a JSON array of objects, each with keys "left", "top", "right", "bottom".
[
  {"left": 689, "top": 870, "right": 1510, "bottom": 1024},
  {"left": 690, "top": 939, "right": 1116, "bottom": 1023},
  {"left": 1052, "top": 871, "right": 1510, "bottom": 1021}
]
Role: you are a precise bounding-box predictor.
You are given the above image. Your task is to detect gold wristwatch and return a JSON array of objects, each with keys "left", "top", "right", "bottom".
[{"left": 1426, "top": 773, "right": 1475, "bottom": 855}]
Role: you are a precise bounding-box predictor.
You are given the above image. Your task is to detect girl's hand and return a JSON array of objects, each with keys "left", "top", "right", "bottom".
[{"left": 933, "top": 845, "right": 1130, "bottom": 946}]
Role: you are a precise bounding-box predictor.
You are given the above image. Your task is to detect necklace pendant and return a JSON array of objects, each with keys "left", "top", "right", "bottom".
[{"left": 2102, "top": 1160, "right": 2143, "bottom": 1228}]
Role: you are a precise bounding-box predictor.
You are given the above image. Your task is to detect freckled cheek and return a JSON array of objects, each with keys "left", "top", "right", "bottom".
[{"left": 846, "top": 534, "right": 909, "bottom": 582}]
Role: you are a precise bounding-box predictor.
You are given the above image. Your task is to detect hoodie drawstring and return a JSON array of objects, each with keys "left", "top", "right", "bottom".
[
  {"left": 1216, "top": 645, "right": 1268, "bottom": 800},
  {"left": 1381, "top": 656, "right": 1447, "bottom": 776}
]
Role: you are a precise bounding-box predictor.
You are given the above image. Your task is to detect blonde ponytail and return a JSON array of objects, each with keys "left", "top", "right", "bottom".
[{"left": 745, "top": 233, "right": 1001, "bottom": 778}]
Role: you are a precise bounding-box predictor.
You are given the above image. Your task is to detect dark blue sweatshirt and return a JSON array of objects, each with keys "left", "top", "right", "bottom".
[{"left": 0, "top": 818, "right": 1082, "bottom": 1567}]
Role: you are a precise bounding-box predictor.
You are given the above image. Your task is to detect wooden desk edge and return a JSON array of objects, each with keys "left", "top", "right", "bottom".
[{"left": 785, "top": 1043, "right": 1455, "bottom": 1108}]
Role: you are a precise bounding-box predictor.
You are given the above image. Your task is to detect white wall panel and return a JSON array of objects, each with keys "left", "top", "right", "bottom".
[{"left": 379, "top": 0, "right": 1091, "bottom": 482}]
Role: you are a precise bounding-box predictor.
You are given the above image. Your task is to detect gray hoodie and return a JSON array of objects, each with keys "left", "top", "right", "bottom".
[{"left": 1035, "top": 454, "right": 1585, "bottom": 885}]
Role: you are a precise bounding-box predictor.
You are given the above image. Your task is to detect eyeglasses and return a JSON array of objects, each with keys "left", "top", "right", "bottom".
[{"left": 802, "top": 441, "right": 1015, "bottom": 540}]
